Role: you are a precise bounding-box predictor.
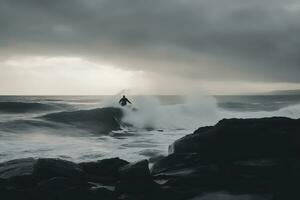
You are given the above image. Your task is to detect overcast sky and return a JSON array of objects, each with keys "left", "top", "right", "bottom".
[{"left": 0, "top": 0, "right": 300, "bottom": 95}]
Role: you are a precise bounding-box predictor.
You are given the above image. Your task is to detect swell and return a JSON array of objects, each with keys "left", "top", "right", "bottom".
[
  {"left": 0, "top": 102, "right": 57, "bottom": 113},
  {"left": 41, "top": 107, "right": 124, "bottom": 134},
  {"left": 0, "top": 119, "right": 60, "bottom": 132}
]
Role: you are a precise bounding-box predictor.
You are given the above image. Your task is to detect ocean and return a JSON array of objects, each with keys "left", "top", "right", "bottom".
[{"left": 1, "top": 95, "right": 300, "bottom": 163}]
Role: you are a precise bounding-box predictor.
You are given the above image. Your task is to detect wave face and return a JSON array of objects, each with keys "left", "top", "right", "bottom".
[
  {"left": 42, "top": 107, "right": 123, "bottom": 134},
  {"left": 0, "top": 102, "right": 56, "bottom": 113}
]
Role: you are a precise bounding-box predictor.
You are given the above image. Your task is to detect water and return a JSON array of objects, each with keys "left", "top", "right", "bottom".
[{"left": 1, "top": 95, "right": 300, "bottom": 163}]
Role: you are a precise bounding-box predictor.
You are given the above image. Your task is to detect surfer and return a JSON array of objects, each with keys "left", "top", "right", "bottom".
[{"left": 119, "top": 95, "right": 132, "bottom": 106}]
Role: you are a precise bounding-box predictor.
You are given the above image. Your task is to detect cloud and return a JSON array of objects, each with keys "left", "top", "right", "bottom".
[{"left": 0, "top": 0, "right": 300, "bottom": 84}]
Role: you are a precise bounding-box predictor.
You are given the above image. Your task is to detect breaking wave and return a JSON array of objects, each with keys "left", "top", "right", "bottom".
[
  {"left": 114, "top": 95, "right": 300, "bottom": 131},
  {"left": 41, "top": 107, "right": 124, "bottom": 134},
  {"left": 39, "top": 96, "right": 300, "bottom": 133}
]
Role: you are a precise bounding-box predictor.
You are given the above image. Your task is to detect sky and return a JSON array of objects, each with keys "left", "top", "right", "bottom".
[{"left": 0, "top": 0, "right": 300, "bottom": 95}]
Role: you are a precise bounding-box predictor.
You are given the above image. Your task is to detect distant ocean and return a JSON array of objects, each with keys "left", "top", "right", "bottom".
[{"left": 1, "top": 95, "right": 300, "bottom": 163}]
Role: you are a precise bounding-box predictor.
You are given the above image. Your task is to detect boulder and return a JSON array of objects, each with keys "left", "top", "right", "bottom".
[
  {"left": 116, "top": 160, "right": 159, "bottom": 197},
  {"left": 119, "top": 159, "right": 150, "bottom": 180},
  {"left": 33, "top": 158, "right": 85, "bottom": 181},
  {"left": 0, "top": 158, "right": 36, "bottom": 188},
  {"left": 0, "top": 187, "right": 29, "bottom": 200},
  {"left": 0, "top": 158, "right": 84, "bottom": 188},
  {"left": 79, "top": 157, "right": 129, "bottom": 179},
  {"left": 151, "top": 153, "right": 210, "bottom": 175},
  {"left": 170, "top": 117, "right": 300, "bottom": 160},
  {"left": 34, "top": 177, "right": 115, "bottom": 200}
]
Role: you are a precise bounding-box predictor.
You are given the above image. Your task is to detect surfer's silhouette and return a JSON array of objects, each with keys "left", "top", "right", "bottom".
[{"left": 119, "top": 95, "right": 132, "bottom": 106}]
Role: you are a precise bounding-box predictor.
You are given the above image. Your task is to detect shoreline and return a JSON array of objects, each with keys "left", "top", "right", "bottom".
[{"left": 1, "top": 117, "right": 300, "bottom": 200}]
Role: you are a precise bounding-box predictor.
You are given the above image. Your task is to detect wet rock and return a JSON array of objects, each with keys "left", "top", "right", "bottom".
[
  {"left": 119, "top": 159, "right": 151, "bottom": 180},
  {"left": 189, "top": 191, "right": 272, "bottom": 200},
  {"left": 116, "top": 160, "right": 159, "bottom": 197},
  {"left": 33, "top": 158, "right": 85, "bottom": 181},
  {"left": 0, "top": 187, "right": 29, "bottom": 200},
  {"left": 34, "top": 177, "right": 115, "bottom": 200},
  {"left": 0, "top": 158, "right": 85, "bottom": 188},
  {"left": 153, "top": 117, "right": 300, "bottom": 198},
  {"left": 171, "top": 117, "right": 300, "bottom": 160},
  {"left": 0, "top": 158, "right": 36, "bottom": 188},
  {"left": 151, "top": 153, "right": 210, "bottom": 175},
  {"left": 79, "top": 157, "right": 129, "bottom": 180},
  {"left": 90, "top": 186, "right": 116, "bottom": 199}
]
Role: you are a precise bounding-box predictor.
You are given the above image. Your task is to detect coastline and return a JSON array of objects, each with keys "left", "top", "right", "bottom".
[{"left": 1, "top": 117, "right": 299, "bottom": 200}]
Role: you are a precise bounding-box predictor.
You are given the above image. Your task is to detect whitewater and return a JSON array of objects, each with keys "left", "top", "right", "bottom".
[{"left": 0, "top": 95, "right": 300, "bottom": 163}]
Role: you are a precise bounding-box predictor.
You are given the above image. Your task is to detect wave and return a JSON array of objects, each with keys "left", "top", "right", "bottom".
[
  {"left": 3, "top": 95, "right": 300, "bottom": 134},
  {"left": 0, "top": 102, "right": 57, "bottom": 113},
  {"left": 41, "top": 107, "right": 124, "bottom": 134},
  {"left": 120, "top": 95, "right": 220, "bottom": 130},
  {"left": 0, "top": 119, "right": 60, "bottom": 132},
  {"left": 119, "top": 96, "right": 300, "bottom": 131}
]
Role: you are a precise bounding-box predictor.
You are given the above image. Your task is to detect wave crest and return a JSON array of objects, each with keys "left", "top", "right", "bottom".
[{"left": 42, "top": 107, "right": 123, "bottom": 134}]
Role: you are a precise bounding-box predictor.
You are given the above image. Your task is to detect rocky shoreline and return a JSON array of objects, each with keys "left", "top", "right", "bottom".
[{"left": 1, "top": 117, "right": 300, "bottom": 200}]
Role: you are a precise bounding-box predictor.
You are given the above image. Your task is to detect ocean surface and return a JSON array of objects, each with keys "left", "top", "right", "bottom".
[{"left": 1, "top": 95, "right": 300, "bottom": 163}]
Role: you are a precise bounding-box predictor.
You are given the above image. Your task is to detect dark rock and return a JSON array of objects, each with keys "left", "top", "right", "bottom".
[
  {"left": 34, "top": 177, "right": 115, "bottom": 200},
  {"left": 0, "top": 158, "right": 36, "bottom": 188},
  {"left": 151, "top": 153, "right": 210, "bottom": 175},
  {"left": 33, "top": 158, "right": 85, "bottom": 181},
  {"left": 0, "top": 158, "right": 84, "bottom": 188},
  {"left": 190, "top": 191, "right": 272, "bottom": 200},
  {"left": 116, "top": 160, "right": 159, "bottom": 197},
  {"left": 0, "top": 187, "right": 29, "bottom": 200},
  {"left": 151, "top": 154, "right": 222, "bottom": 199},
  {"left": 152, "top": 117, "right": 300, "bottom": 198},
  {"left": 90, "top": 186, "right": 116, "bottom": 199},
  {"left": 148, "top": 154, "right": 165, "bottom": 164},
  {"left": 115, "top": 179, "right": 159, "bottom": 199},
  {"left": 170, "top": 117, "right": 300, "bottom": 160},
  {"left": 119, "top": 159, "right": 150, "bottom": 180},
  {"left": 79, "top": 157, "right": 129, "bottom": 180}
]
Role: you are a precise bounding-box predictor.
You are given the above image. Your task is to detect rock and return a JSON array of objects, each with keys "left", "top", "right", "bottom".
[
  {"left": 90, "top": 186, "right": 116, "bottom": 199},
  {"left": 148, "top": 154, "right": 165, "bottom": 163},
  {"left": 151, "top": 153, "right": 210, "bottom": 175},
  {"left": 152, "top": 117, "right": 300, "bottom": 198},
  {"left": 0, "top": 158, "right": 84, "bottom": 188},
  {"left": 170, "top": 117, "right": 300, "bottom": 160},
  {"left": 151, "top": 154, "right": 222, "bottom": 199},
  {"left": 0, "top": 158, "right": 36, "bottom": 188},
  {"left": 34, "top": 177, "right": 115, "bottom": 200},
  {"left": 0, "top": 187, "right": 29, "bottom": 200},
  {"left": 79, "top": 157, "right": 129, "bottom": 180},
  {"left": 116, "top": 160, "right": 159, "bottom": 197},
  {"left": 189, "top": 191, "right": 272, "bottom": 200},
  {"left": 119, "top": 159, "right": 151, "bottom": 180},
  {"left": 33, "top": 158, "right": 85, "bottom": 181}
]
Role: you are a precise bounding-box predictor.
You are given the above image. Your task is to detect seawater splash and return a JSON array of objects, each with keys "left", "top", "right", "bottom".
[
  {"left": 116, "top": 95, "right": 300, "bottom": 131},
  {"left": 121, "top": 95, "right": 220, "bottom": 130}
]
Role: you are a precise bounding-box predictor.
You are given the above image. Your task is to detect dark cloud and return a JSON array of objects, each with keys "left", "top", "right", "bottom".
[{"left": 0, "top": 0, "right": 300, "bottom": 82}]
